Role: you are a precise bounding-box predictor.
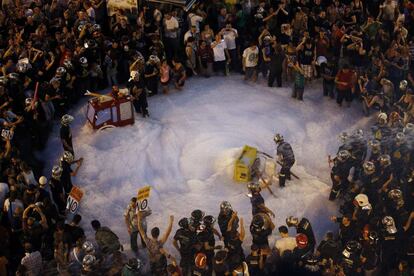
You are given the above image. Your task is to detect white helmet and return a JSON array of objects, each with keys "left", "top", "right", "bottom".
[
  {"left": 16, "top": 62, "right": 31, "bottom": 73},
  {"left": 339, "top": 132, "right": 349, "bottom": 143},
  {"left": 39, "top": 176, "right": 47, "bottom": 186},
  {"left": 337, "top": 150, "right": 351, "bottom": 162},
  {"left": 403, "top": 123, "right": 414, "bottom": 135},
  {"left": 396, "top": 132, "right": 405, "bottom": 144},
  {"left": 62, "top": 151, "right": 74, "bottom": 163},
  {"left": 369, "top": 139, "right": 380, "bottom": 148},
  {"left": 52, "top": 166, "right": 63, "bottom": 179},
  {"left": 148, "top": 55, "right": 160, "bottom": 64},
  {"left": 353, "top": 129, "right": 364, "bottom": 139},
  {"left": 377, "top": 112, "right": 388, "bottom": 123},
  {"left": 363, "top": 161, "right": 375, "bottom": 174},
  {"left": 286, "top": 216, "right": 299, "bottom": 227},
  {"left": 274, "top": 133, "right": 284, "bottom": 144},
  {"left": 220, "top": 201, "right": 232, "bottom": 212},
  {"left": 388, "top": 189, "right": 404, "bottom": 206},
  {"left": 25, "top": 98, "right": 33, "bottom": 106},
  {"left": 82, "top": 254, "right": 96, "bottom": 271},
  {"left": 247, "top": 182, "right": 261, "bottom": 192},
  {"left": 399, "top": 80, "right": 408, "bottom": 91},
  {"left": 129, "top": 71, "right": 139, "bottom": 82},
  {"left": 82, "top": 241, "right": 95, "bottom": 254},
  {"left": 378, "top": 154, "right": 391, "bottom": 167},
  {"left": 79, "top": 57, "right": 88, "bottom": 66},
  {"left": 354, "top": 193, "right": 369, "bottom": 207},
  {"left": 56, "top": 66, "right": 66, "bottom": 76},
  {"left": 382, "top": 216, "right": 397, "bottom": 234},
  {"left": 61, "top": 114, "right": 74, "bottom": 125},
  {"left": 63, "top": 59, "right": 73, "bottom": 69}
]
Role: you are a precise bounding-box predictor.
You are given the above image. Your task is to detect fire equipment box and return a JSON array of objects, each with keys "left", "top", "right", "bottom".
[
  {"left": 86, "top": 96, "right": 134, "bottom": 129},
  {"left": 233, "top": 145, "right": 258, "bottom": 182}
]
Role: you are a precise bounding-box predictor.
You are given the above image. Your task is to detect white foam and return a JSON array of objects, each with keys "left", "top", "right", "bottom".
[{"left": 42, "top": 75, "right": 369, "bottom": 257}]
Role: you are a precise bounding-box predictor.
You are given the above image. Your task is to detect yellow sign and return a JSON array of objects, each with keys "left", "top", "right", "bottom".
[{"left": 137, "top": 186, "right": 151, "bottom": 201}]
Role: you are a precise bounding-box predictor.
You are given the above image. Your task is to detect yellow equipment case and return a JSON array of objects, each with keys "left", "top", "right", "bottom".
[{"left": 233, "top": 145, "right": 258, "bottom": 182}]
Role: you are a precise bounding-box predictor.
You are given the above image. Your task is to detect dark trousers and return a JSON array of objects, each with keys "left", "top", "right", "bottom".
[
  {"left": 146, "top": 77, "right": 159, "bottom": 95},
  {"left": 292, "top": 86, "right": 304, "bottom": 100},
  {"left": 336, "top": 88, "right": 352, "bottom": 105},
  {"left": 279, "top": 163, "right": 293, "bottom": 187},
  {"left": 165, "top": 37, "right": 179, "bottom": 61},
  {"left": 130, "top": 230, "right": 147, "bottom": 254},
  {"left": 228, "top": 48, "right": 239, "bottom": 72},
  {"left": 132, "top": 95, "right": 149, "bottom": 116},
  {"left": 323, "top": 81, "right": 335, "bottom": 98},
  {"left": 268, "top": 70, "right": 282, "bottom": 87},
  {"left": 214, "top": 60, "right": 227, "bottom": 75}
]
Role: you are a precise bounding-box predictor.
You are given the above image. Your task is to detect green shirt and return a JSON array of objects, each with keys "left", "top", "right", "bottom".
[
  {"left": 294, "top": 70, "right": 305, "bottom": 89},
  {"left": 364, "top": 22, "right": 381, "bottom": 40}
]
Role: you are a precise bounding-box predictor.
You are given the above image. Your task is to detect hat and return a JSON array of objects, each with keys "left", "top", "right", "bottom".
[{"left": 39, "top": 176, "right": 47, "bottom": 186}]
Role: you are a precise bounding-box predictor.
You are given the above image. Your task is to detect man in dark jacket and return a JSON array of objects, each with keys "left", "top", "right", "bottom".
[
  {"left": 268, "top": 43, "right": 285, "bottom": 87},
  {"left": 91, "top": 219, "right": 121, "bottom": 255}
]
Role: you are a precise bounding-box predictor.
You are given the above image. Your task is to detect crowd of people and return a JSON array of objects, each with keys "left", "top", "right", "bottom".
[{"left": 1, "top": 0, "right": 414, "bottom": 274}]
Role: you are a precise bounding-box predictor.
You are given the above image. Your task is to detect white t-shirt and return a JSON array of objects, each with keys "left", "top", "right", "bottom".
[
  {"left": 87, "top": 7, "right": 95, "bottom": 21},
  {"left": 275, "top": 237, "right": 297, "bottom": 255},
  {"left": 188, "top": 13, "right": 203, "bottom": 33},
  {"left": 222, "top": 28, "right": 238, "bottom": 50},
  {"left": 183, "top": 30, "right": 194, "bottom": 44},
  {"left": 164, "top": 16, "right": 179, "bottom": 38},
  {"left": 243, "top": 46, "right": 259, "bottom": 67},
  {"left": 212, "top": 40, "right": 227, "bottom": 62}
]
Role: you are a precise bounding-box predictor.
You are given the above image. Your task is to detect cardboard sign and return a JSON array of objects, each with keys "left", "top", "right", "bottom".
[
  {"left": 137, "top": 186, "right": 151, "bottom": 201},
  {"left": 137, "top": 186, "right": 151, "bottom": 210},
  {"left": 69, "top": 186, "right": 84, "bottom": 202},
  {"left": 66, "top": 186, "right": 84, "bottom": 214}
]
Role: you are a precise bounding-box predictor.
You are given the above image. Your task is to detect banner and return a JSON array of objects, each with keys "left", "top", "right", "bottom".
[
  {"left": 107, "top": 0, "right": 138, "bottom": 16},
  {"left": 137, "top": 186, "right": 151, "bottom": 211}
]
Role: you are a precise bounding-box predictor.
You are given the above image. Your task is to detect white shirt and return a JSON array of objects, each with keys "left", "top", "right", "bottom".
[
  {"left": 164, "top": 16, "right": 179, "bottom": 38},
  {"left": 87, "top": 7, "right": 95, "bottom": 21},
  {"left": 212, "top": 40, "right": 227, "bottom": 62},
  {"left": 183, "top": 30, "right": 195, "bottom": 44},
  {"left": 0, "top": 182, "right": 9, "bottom": 208},
  {"left": 21, "top": 251, "right": 42, "bottom": 276},
  {"left": 222, "top": 28, "right": 238, "bottom": 50},
  {"left": 275, "top": 236, "right": 297, "bottom": 255},
  {"left": 188, "top": 13, "right": 203, "bottom": 33},
  {"left": 243, "top": 46, "right": 259, "bottom": 67}
]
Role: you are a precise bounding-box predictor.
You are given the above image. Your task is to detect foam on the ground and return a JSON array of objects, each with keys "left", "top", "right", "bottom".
[{"left": 42, "top": 75, "right": 371, "bottom": 257}]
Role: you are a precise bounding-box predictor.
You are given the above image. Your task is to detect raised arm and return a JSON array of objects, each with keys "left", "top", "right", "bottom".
[
  {"left": 239, "top": 217, "right": 245, "bottom": 241},
  {"left": 160, "top": 215, "right": 174, "bottom": 244},
  {"left": 36, "top": 206, "right": 49, "bottom": 230}
]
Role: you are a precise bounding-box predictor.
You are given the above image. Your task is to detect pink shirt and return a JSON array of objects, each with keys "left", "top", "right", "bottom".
[{"left": 160, "top": 64, "right": 170, "bottom": 83}]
